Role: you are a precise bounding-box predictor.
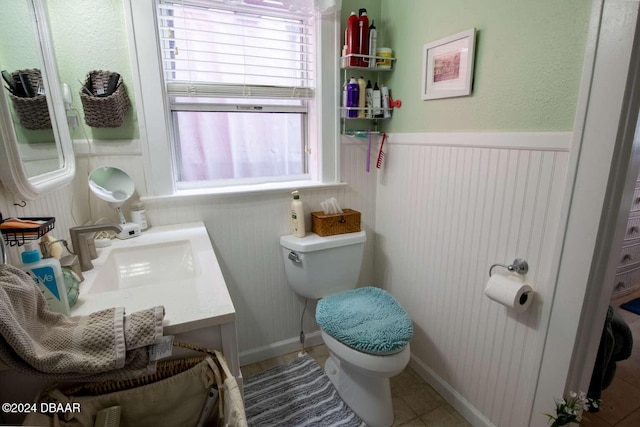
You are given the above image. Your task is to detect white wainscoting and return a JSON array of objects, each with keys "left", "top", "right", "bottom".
[{"left": 375, "top": 132, "right": 571, "bottom": 427}]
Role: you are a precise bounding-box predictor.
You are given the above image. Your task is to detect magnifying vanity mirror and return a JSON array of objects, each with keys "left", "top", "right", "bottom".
[
  {"left": 89, "top": 166, "right": 141, "bottom": 239},
  {"left": 0, "top": 0, "right": 75, "bottom": 200}
]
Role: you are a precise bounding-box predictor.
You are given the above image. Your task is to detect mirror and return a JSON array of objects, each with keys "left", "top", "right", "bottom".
[
  {"left": 89, "top": 167, "right": 141, "bottom": 239},
  {"left": 0, "top": 0, "right": 74, "bottom": 200},
  {"left": 89, "top": 166, "right": 134, "bottom": 206}
]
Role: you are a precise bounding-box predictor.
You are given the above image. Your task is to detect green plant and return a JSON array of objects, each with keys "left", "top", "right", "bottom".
[{"left": 544, "top": 391, "right": 599, "bottom": 426}]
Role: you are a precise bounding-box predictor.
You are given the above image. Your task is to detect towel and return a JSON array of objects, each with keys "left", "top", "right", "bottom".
[
  {"left": 316, "top": 286, "right": 413, "bottom": 354},
  {"left": 0, "top": 264, "right": 164, "bottom": 381}
]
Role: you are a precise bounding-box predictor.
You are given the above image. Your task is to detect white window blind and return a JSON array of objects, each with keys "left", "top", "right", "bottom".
[{"left": 157, "top": 0, "right": 315, "bottom": 99}]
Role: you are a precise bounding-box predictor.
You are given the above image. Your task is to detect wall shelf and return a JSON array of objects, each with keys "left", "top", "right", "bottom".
[
  {"left": 0, "top": 214, "right": 55, "bottom": 247},
  {"left": 340, "top": 53, "right": 396, "bottom": 136}
]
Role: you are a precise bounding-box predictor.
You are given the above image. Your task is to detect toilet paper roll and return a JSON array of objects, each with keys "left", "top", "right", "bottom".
[{"left": 484, "top": 274, "right": 533, "bottom": 313}]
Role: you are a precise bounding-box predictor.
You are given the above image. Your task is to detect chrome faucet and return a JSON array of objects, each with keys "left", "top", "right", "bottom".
[{"left": 69, "top": 224, "right": 122, "bottom": 271}]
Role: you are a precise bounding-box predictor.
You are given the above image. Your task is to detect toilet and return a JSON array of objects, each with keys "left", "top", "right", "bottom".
[{"left": 280, "top": 231, "right": 413, "bottom": 427}]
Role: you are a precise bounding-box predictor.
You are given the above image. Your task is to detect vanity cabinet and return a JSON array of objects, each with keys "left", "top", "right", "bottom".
[
  {"left": 339, "top": 53, "right": 395, "bottom": 136},
  {"left": 613, "top": 174, "right": 640, "bottom": 298}
]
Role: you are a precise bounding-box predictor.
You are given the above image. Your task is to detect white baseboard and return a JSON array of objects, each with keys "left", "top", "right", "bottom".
[
  {"left": 239, "top": 331, "right": 324, "bottom": 366},
  {"left": 409, "top": 353, "right": 495, "bottom": 427}
]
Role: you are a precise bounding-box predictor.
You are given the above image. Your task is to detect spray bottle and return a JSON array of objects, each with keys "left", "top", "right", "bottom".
[
  {"left": 346, "top": 12, "right": 359, "bottom": 67},
  {"left": 358, "top": 9, "right": 369, "bottom": 67},
  {"left": 368, "top": 20, "right": 377, "bottom": 68}
]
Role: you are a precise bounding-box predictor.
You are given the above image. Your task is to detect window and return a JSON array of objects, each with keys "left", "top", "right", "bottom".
[
  {"left": 126, "top": 0, "right": 339, "bottom": 196},
  {"left": 156, "top": 0, "right": 315, "bottom": 188}
]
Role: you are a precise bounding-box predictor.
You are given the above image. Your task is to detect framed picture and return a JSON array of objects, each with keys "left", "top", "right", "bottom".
[{"left": 422, "top": 28, "right": 476, "bottom": 100}]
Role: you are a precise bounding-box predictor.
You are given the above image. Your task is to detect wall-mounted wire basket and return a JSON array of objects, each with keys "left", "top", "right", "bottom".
[
  {"left": 0, "top": 215, "right": 56, "bottom": 247},
  {"left": 80, "top": 70, "right": 130, "bottom": 128},
  {"left": 8, "top": 69, "right": 51, "bottom": 130}
]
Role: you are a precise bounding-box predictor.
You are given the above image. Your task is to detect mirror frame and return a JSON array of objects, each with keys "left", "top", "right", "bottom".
[{"left": 0, "top": 0, "right": 74, "bottom": 200}]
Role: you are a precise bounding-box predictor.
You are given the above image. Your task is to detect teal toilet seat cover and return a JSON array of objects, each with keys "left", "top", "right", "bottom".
[{"left": 316, "top": 287, "right": 413, "bottom": 355}]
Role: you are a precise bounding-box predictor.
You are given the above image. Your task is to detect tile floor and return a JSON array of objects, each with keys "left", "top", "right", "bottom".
[
  {"left": 583, "top": 289, "right": 640, "bottom": 427},
  {"left": 241, "top": 344, "right": 470, "bottom": 426}
]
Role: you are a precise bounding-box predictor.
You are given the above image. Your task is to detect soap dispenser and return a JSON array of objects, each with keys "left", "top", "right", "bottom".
[{"left": 20, "top": 242, "right": 70, "bottom": 315}]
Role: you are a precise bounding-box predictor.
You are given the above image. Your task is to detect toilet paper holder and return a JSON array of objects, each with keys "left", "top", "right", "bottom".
[{"left": 489, "top": 258, "right": 529, "bottom": 277}]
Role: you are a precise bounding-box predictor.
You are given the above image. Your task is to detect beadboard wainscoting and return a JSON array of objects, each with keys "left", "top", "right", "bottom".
[{"left": 375, "top": 132, "right": 571, "bottom": 427}]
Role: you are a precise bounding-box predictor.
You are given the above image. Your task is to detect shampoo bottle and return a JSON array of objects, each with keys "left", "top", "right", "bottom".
[
  {"left": 347, "top": 77, "right": 359, "bottom": 118},
  {"left": 373, "top": 82, "right": 382, "bottom": 118},
  {"left": 291, "top": 191, "right": 306, "bottom": 238},
  {"left": 357, "top": 76, "right": 367, "bottom": 119},
  {"left": 365, "top": 80, "right": 373, "bottom": 118},
  {"left": 20, "top": 242, "right": 70, "bottom": 315}
]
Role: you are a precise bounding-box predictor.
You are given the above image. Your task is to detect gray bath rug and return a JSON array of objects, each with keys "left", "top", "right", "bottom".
[{"left": 243, "top": 354, "right": 366, "bottom": 426}]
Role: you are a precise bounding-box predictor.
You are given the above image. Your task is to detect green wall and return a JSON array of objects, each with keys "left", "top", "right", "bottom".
[
  {"left": 21, "top": 0, "right": 589, "bottom": 140},
  {"left": 380, "top": 0, "right": 591, "bottom": 132},
  {"left": 47, "top": 0, "right": 138, "bottom": 140}
]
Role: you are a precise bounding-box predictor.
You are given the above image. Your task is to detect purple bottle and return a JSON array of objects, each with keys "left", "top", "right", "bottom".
[{"left": 346, "top": 77, "right": 359, "bottom": 118}]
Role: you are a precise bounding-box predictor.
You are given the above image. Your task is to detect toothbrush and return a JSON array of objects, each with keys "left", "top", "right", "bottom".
[{"left": 376, "top": 133, "right": 387, "bottom": 168}]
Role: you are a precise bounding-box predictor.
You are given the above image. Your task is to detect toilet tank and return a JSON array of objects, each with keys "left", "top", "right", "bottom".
[{"left": 280, "top": 231, "right": 366, "bottom": 299}]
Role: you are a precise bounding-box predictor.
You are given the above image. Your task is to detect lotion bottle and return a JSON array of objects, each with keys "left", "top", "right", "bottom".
[
  {"left": 373, "top": 82, "right": 382, "bottom": 118},
  {"left": 357, "top": 76, "right": 367, "bottom": 119},
  {"left": 381, "top": 85, "right": 391, "bottom": 118},
  {"left": 291, "top": 190, "right": 306, "bottom": 238},
  {"left": 20, "top": 242, "right": 70, "bottom": 315},
  {"left": 130, "top": 200, "right": 148, "bottom": 231}
]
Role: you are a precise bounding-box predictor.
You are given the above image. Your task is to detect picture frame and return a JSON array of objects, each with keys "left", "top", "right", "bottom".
[{"left": 422, "top": 28, "right": 476, "bottom": 100}]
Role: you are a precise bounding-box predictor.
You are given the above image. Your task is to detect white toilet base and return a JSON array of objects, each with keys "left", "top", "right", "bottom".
[
  {"left": 324, "top": 355, "right": 394, "bottom": 427},
  {"left": 320, "top": 329, "right": 410, "bottom": 427}
]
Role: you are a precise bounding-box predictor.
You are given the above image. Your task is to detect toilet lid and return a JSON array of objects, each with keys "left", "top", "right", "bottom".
[{"left": 316, "top": 287, "right": 413, "bottom": 355}]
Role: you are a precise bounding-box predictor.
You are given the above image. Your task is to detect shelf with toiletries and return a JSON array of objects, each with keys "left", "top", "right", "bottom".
[
  {"left": 338, "top": 59, "right": 401, "bottom": 136},
  {"left": 340, "top": 9, "right": 398, "bottom": 136},
  {"left": 0, "top": 214, "right": 56, "bottom": 247},
  {"left": 340, "top": 54, "right": 396, "bottom": 71}
]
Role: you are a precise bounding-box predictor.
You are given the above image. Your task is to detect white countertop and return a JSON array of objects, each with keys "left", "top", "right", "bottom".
[{"left": 71, "top": 222, "right": 236, "bottom": 335}]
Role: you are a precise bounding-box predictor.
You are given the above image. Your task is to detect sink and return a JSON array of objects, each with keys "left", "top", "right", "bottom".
[
  {"left": 87, "top": 240, "right": 198, "bottom": 294},
  {"left": 71, "top": 222, "right": 236, "bottom": 335},
  {"left": 64, "top": 221, "right": 240, "bottom": 387}
]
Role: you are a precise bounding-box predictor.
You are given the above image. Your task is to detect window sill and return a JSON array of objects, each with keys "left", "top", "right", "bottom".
[{"left": 141, "top": 180, "right": 348, "bottom": 204}]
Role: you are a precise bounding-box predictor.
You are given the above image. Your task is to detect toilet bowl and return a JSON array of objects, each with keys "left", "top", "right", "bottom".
[
  {"left": 280, "top": 231, "right": 413, "bottom": 427},
  {"left": 322, "top": 331, "right": 410, "bottom": 427}
]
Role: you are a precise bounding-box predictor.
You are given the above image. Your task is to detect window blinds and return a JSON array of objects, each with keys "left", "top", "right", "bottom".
[{"left": 157, "top": 0, "right": 315, "bottom": 99}]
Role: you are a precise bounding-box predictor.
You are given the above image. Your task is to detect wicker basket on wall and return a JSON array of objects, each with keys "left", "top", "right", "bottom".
[
  {"left": 8, "top": 69, "right": 51, "bottom": 130},
  {"left": 80, "top": 70, "right": 130, "bottom": 128}
]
